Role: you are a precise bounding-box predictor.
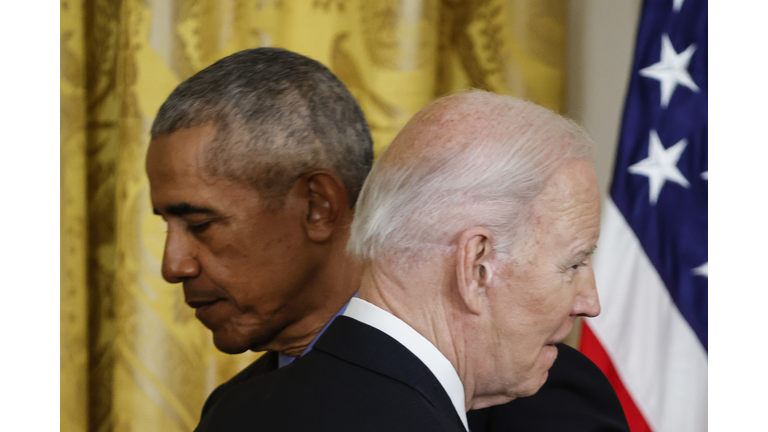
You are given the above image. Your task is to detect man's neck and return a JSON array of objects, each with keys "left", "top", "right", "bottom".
[
  {"left": 278, "top": 291, "right": 359, "bottom": 366},
  {"left": 275, "top": 249, "right": 362, "bottom": 357},
  {"left": 359, "top": 263, "right": 471, "bottom": 398}
]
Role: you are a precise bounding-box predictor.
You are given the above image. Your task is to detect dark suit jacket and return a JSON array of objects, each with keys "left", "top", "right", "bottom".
[
  {"left": 199, "top": 318, "right": 629, "bottom": 432},
  {"left": 196, "top": 316, "right": 466, "bottom": 432}
]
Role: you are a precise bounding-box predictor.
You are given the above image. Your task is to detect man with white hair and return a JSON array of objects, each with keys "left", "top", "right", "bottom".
[{"left": 196, "top": 90, "right": 621, "bottom": 431}]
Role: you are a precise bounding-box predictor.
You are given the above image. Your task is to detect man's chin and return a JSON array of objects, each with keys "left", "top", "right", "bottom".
[
  {"left": 516, "top": 369, "right": 549, "bottom": 398},
  {"left": 542, "top": 343, "right": 559, "bottom": 368},
  {"left": 515, "top": 344, "right": 559, "bottom": 398},
  {"left": 211, "top": 333, "right": 253, "bottom": 355}
]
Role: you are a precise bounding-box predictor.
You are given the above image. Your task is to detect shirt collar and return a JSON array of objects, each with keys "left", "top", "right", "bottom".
[{"left": 342, "top": 297, "right": 468, "bottom": 431}]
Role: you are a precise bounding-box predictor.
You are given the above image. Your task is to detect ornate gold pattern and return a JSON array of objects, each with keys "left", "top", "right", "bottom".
[
  {"left": 331, "top": 32, "right": 404, "bottom": 120},
  {"left": 360, "top": 0, "right": 438, "bottom": 72},
  {"left": 61, "top": 1, "right": 566, "bottom": 430}
]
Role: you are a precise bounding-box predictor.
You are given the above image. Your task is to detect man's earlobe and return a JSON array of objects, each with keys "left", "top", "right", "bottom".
[
  {"left": 302, "top": 170, "right": 349, "bottom": 243},
  {"left": 455, "top": 227, "right": 494, "bottom": 315}
]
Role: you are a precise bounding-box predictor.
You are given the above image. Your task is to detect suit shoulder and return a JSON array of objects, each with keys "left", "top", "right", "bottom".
[
  {"left": 197, "top": 349, "right": 463, "bottom": 432},
  {"left": 199, "top": 351, "right": 278, "bottom": 419}
]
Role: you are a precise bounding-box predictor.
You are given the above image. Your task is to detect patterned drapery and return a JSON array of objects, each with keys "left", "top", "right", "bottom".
[{"left": 60, "top": 1, "right": 566, "bottom": 431}]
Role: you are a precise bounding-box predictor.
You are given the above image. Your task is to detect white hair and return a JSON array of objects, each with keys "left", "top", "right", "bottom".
[{"left": 347, "top": 91, "right": 594, "bottom": 264}]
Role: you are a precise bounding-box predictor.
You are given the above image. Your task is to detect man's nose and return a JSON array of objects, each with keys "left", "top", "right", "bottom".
[
  {"left": 572, "top": 271, "right": 601, "bottom": 318},
  {"left": 161, "top": 229, "right": 200, "bottom": 283}
]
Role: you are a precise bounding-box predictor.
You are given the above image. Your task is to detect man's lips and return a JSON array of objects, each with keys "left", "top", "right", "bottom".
[
  {"left": 186, "top": 298, "right": 225, "bottom": 309},
  {"left": 188, "top": 298, "right": 227, "bottom": 327},
  {"left": 545, "top": 337, "right": 565, "bottom": 348}
]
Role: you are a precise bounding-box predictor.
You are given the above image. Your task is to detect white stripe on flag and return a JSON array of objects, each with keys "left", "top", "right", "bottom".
[{"left": 590, "top": 198, "right": 707, "bottom": 432}]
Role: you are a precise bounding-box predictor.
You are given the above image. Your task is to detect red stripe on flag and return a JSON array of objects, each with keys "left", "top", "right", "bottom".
[{"left": 579, "top": 321, "right": 652, "bottom": 432}]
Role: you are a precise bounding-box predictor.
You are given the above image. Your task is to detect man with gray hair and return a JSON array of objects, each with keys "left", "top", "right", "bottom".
[
  {"left": 147, "top": 48, "right": 370, "bottom": 365},
  {"left": 193, "top": 88, "right": 626, "bottom": 431}
]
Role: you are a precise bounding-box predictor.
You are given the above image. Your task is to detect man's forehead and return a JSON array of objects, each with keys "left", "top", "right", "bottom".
[
  {"left": 147, "top": 126, "right": 267, "bottom": 216},
  {"left": 147, "top": 124, "right": 232, "bottom": 188},
  {"left": 524, "top": 161, "right": 601, "bottom": 250},
  {"left": 537, "top": 161, "right": 599, "bottom": 207}
]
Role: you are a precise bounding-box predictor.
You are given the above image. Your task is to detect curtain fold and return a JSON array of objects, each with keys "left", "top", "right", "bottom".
[
  {"left": 60, "top": 1, "right": 566, "bottom": 431},
  {"left": 61, "top": 0, "right": 89, "bottom": 430}
]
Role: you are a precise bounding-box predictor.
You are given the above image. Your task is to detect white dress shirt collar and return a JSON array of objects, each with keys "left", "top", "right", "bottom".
[{"left": 343, "top": 297, "right": 468, "bottom": 431}]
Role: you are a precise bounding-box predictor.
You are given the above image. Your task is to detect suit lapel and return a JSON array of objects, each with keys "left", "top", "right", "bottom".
[{"left": 314, "top": 316, "right": 466, "bottom": 431}]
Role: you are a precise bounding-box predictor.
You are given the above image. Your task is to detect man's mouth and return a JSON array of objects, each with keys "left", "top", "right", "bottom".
[
  {"left": 545, "top": 338, "right": 564, "bottom": 349},
  {"left": 186, "top": 298, "right": 224, "bottom": 309}
]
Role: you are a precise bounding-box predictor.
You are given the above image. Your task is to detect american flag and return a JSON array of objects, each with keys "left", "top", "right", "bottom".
[{"left": 579, "top": 1, "right": 707, "bottom": 431}]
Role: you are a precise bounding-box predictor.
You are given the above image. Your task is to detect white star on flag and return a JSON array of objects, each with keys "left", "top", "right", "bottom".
[
  {"left": 674, "top": 0, "right": 685, "bottom": 12},
  {"left": 628, "top": 130, "right": 690, "bottom": 204},
  {"left": 639, "top": 34, "right": 699, "bottom": 107},
  {"left": 692, "top": 262, "right": 708, "bottom": 278}
]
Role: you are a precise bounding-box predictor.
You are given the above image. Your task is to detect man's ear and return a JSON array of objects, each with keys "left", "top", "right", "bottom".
[
  {"left": 299, "top": 169, "right": 350, "bottom": 243},
  {"left": 455, "top": 226, "right": 494, "bottom": 315}
]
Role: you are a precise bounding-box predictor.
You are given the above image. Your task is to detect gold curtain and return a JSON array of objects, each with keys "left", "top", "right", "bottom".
[{"left": 60, "top": 1, "right": 566, "bottom": 431}]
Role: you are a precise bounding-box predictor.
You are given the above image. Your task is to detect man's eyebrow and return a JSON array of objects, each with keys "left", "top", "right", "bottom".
[
  {"left": 573, "top": 245, "right": 598, "bottom": 260},
  {"left": 154, "top": 203, "right": 217, "bottom": 217}
]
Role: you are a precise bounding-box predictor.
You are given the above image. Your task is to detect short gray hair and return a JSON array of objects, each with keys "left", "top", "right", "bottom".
[
  {"left": 151, "top": 48, "right": 373, "bottom": 208},
  {"left": 347, "top": 91, "right": 594, "bottom": 263}
]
